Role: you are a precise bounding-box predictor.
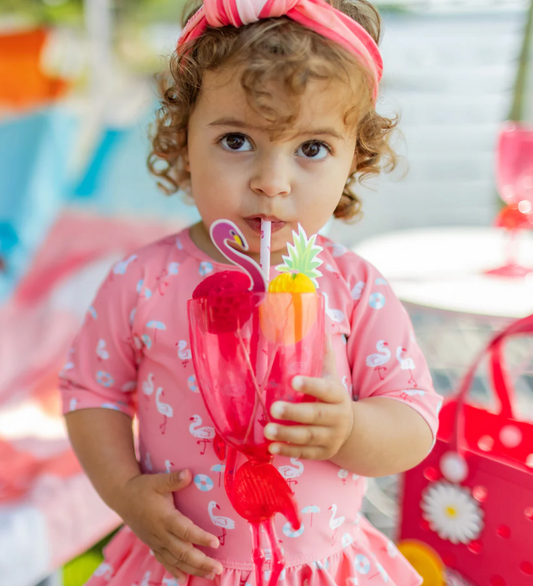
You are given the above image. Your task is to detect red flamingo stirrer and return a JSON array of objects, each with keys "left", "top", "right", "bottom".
[{"left": 188, "top": 220, "right": 303, "bottom": 586}]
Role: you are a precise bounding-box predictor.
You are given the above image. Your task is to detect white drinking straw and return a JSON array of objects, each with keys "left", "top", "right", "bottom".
[
  {"left": 260, "top": 219, "right": 272, "bottom": 281},
  {"left": 257, "top": 219, "right": 272, "bottom": 440}
]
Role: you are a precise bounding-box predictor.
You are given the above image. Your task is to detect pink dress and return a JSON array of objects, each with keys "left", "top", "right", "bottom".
[{"left": 59, "top": 227, "right": 443, "bottom": 586}]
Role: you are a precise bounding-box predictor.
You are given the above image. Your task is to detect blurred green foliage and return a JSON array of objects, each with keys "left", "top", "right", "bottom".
[
  {"left": 0, "top": 0, "right": 84, "bottom": 25},
  {"left": 62, "top": 529, "right": 119, "bottom": 586},
  {"left": 0, "top": 0, "right": 186, "bottom": 26}
]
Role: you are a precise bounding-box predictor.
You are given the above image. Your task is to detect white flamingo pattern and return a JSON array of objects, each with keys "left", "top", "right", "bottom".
[
  {"left": 59, "top": 229, "right": 442, "bottom": 586},
  {"left": 155, "top": 387, "right": 173, "bottom": 434},
  {"left": 365, "top": 340, "right": 391, "bottom": 380},
  {"left": 338, "top": 469, "right": 349, "bottom": 485},
  {"left": 189, "top": 415, "right": 215, "bottom": 455},
  {"left": 328, "top": 504, "right": 346, "bottom": 544},
  {"left": 351, "top": 281, "right": 365, "bottom": 300},
  {"left": 208, "top": 501, "right": 236, "bottom": 545},
  {"left": 322, "top": 291, "right": 346, "bottom": 324},
  {"left": 278, "top": 458, "right": 304, "bottom": 487},
  {"left": 96, "top": 339, "right": 109, "bottom": 360},
  {"left": 396, "top": 346, "right": 418, "bottom": 387},
  {"left": 177, "top": 340, "right": 191, "bottom": 366},
  {"left": 142, "top": 372, "right": 154, "bottom": 401}
]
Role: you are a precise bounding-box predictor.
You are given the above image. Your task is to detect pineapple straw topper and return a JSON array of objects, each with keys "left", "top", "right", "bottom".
[{"left": 270, "top": 224, "right": 324, "bottom": 291}]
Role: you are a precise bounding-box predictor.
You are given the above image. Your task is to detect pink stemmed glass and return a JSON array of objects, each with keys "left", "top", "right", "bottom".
[
  {"left": 486, "top": 121, "right": 533, "bottom": 277},
  {"left": 188, "top": 292, "right": 324, "bottom": 586}
]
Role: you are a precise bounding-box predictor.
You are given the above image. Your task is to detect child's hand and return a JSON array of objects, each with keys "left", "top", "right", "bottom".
[
  {"left": 264, "top": 338, "right": 354, "bottom": 461},
  {"left": 117, "top": 469, "right": 223, "bottom": 582}
]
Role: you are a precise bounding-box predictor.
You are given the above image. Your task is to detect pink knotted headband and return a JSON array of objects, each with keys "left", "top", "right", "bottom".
[{"left": 178, "top": 0, "right": 383, "bottom": 100}]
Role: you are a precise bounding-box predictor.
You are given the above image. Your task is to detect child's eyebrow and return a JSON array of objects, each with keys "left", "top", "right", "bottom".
[{"left": 208, "top": 117, "right": 343, "bottom": 140}]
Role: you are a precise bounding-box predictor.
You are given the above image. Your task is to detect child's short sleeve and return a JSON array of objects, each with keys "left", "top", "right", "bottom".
[
  {"left": 346, "top": 261, "right": 443, "bottom": 442},
  {"left": 59, "top": 254, "right": 142, "bottom": 418}
]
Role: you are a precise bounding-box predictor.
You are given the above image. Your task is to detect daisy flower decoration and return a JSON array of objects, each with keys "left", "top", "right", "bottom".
[{"left": 421, "top": 481, "right": 484, "bottom": 544}]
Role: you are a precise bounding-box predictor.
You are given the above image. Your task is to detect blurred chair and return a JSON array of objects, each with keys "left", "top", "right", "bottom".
[
  {"left": 0, "top": 28, "right": 68, "bottom": 109},
  {"left": 0, "top": 107, "right": 77, "bottom": 302}
]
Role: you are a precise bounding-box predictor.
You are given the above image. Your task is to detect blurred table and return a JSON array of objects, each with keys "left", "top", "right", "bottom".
[
  {"left": 353, "top": 226, "right": 533, "bottom": 319},
  {"left": 353, "top": 227, "right": 533, "bottom": 403}
]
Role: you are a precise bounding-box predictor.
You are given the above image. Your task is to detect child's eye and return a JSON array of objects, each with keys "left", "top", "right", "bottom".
[
  {"left": 296, "top": 141, "right": 331, "bottom": 160},
  {"left": 219, "top": 133, "right": 253, "bottom": 152}
]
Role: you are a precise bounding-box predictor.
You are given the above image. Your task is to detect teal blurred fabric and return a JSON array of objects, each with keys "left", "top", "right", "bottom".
[
  {"left": 70, "top": 108, "right": 200, "bottom": 224},
  {"left": 0, "top": 107, "right": 77, "bottom": 302}
]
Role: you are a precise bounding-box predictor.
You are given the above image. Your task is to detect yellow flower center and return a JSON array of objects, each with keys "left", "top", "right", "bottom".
[{"left": 445, "top": 506, "right": 457, "bottom": 518}]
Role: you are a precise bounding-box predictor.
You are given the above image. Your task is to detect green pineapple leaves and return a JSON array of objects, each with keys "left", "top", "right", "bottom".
[{"left": 276, "top": 224, "right": 324, "bottom": 288}]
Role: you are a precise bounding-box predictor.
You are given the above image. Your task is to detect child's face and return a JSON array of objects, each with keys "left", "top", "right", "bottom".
[{"left": 185, "top": 67, "right": 358, "bottom": 261}]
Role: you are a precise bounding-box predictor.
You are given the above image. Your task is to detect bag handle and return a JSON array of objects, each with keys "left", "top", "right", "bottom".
[{"left": 451, "top": 313, "right": 533, "bottom": 455}]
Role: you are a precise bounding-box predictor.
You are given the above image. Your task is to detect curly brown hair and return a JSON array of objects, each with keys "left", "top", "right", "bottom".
[{"left": 148, "top": 0, "right": 398, "bottom": 222}]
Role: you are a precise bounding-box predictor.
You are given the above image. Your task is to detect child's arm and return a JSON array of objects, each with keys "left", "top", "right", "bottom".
[
  {"left": 264, "top": 342, "right": 433, "bottom": 476},
  {"left": 331, "top": 396, "right": 433, "bottom": 476},
  {"left": 65, "top": 408, "right": 224, "bottom": 582}
]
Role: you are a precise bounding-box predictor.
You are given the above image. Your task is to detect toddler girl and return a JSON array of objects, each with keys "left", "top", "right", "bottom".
[{"left": 60, "top": 0, "right": 443, "bottom": 584}]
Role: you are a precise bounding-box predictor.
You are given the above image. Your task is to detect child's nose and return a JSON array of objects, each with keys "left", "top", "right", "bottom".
[{"left": 250, "top": 154, "right": 291, "bottom": 197}]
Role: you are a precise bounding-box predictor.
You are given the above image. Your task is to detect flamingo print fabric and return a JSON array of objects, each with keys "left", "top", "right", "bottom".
[{"left": 59, "top": 227, "right": 442, "bottom": 586}]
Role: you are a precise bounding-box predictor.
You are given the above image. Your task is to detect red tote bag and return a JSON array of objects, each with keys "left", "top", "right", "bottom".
[{"left": 398, "top": 313, "right": 533, "bottom": 586}]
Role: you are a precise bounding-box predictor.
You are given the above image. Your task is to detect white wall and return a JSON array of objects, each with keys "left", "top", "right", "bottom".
[{"left": 331, "top": 7, "right": 527, "bottom": 246}]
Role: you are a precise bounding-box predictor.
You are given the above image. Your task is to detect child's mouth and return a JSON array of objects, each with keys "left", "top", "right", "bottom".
[{"left": 244, "top": 216, "right": 286, "bottom": 234}]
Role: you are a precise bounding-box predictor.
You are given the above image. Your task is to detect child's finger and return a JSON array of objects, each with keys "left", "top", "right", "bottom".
[
  {"left": 155, "top": 469, "right": 192, "bottom": 494},
  {"left": 268, "top": 441, "right": 326, "bottom": 460},
  {"left": 289, "top": 375, "right": 345, "bottom": 404},
  {"left": 176, "top": 562, "right": 216, "bottom": 580},
  {"left": 166, "top": 532, "right": 223, "bottom": 577},
  {"left": 171, "top": 512, "right": 221, "bottom": 550},
  {"left": 175, "top": 513, "right": 220, "bottom": 549},
  {"left": 265, "top": 422, "right": 329, "bottom": 446},
  {"left": 269, "top": 399, "right": 339, "bottom": 426},
  {"left": 174, "top": 557, "right": 217, "bottom": 580},
  {"left": 153, "top": 550, "right": 187, "bottom": 582}
]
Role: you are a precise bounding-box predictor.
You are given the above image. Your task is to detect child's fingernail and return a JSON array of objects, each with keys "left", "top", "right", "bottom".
[
  {"left": 269, "top": 444, "right": 280, "bottom": 454},
  {"left": 210, "top": 539, "right": 219, "bottom": 548},
  {"left": 271, "top": 403, "right": 284, "bottom": 418},
  {"left": 206, "top": 573, "right": 215, "bottom": 580},
  {"left": 265, "top": 423, "right": 278, "bottom": 438},
  {"left": 292, "top": 376, "right": 303, "bottom": 390}
]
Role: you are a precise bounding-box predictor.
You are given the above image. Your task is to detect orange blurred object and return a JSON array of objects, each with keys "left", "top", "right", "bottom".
[
  {"left": 259, "top": 293, "right": 320, "bottom": 345},
  {"left": 494, "top": 204, "right": 533, "bottom": 231},
  {"left": 0, "top": 28, "right": 69, "bottom": 109}
]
